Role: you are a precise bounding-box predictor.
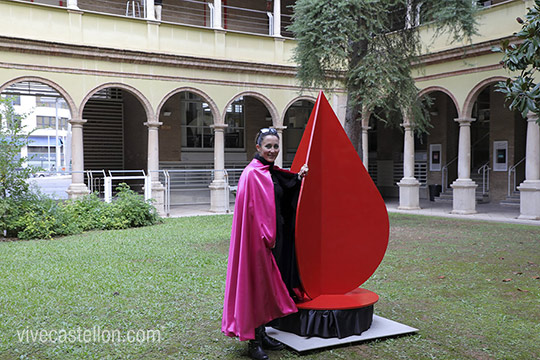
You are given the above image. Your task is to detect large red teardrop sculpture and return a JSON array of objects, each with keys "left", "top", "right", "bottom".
[{"left": 291, "top": 91, "right": 389, "bottom": 301}]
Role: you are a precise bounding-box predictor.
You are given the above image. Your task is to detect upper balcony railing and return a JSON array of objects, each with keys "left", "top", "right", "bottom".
[
  {"left": 15, "top": 0, "right": 294, "bottom": 37},
  {"left": 3, "top": 0, "right": 527, "bottom": 64}
]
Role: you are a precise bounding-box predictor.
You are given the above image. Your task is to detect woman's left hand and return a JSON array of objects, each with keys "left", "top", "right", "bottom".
[{"left": 298, "top": 164, "right": 309, "bottom": 179}]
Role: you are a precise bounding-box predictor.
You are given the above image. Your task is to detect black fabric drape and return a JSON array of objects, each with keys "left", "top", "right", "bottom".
[
  {"left": 270, "top": 306, "right": 374, "bottom": 339},
  {"left": 254, "top": 154, "right": 302, "bottom": 297}
]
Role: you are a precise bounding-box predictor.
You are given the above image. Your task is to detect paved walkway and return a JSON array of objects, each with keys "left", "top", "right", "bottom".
[
  {"left": 168, "top": 199, "right": 540, "bottom": 226},
  {"left": 384, "top": 199, "right": 539, "bottom": 226}
]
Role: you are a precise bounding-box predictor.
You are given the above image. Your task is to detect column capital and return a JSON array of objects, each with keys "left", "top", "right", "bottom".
[
  {"left": 400, "top": 122, "right": 414, "bottom": 130},
  {"left": 526, "top": 112, "right": 539, "bottom": 123},
  {"left": 274, "top": 125, "right": 287, "bottom": 131},
  {"left": 144, "top": 121, "right": 163, "bottom": 128},
  {"left": 362, "top": 125, "right": 371, "bottom": 131},
  {"left": 454, "top": 117, "right": 475, "bottom": 126},
  {"left": 68, "top": 118, "right": 87, "bottom": 127},
  {"left": 210, "top": 123, "right": 228, "bottom": 131}
]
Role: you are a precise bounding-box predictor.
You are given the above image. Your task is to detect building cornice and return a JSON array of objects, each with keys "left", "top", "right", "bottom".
[
  {"left": 0, "top": 60, "right": 310, "bottom": 92},
  {"left": 414, "top": 35, "right": 517, "bottom": 67},
  {"left": 0, "top": 33, "right": 519, "bottom": 87},
  {"left": 0, "top": 35, "right": 299, "bottom": 77}
]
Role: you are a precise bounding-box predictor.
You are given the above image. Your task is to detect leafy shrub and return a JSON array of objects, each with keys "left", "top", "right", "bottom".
[
  {"left": 62, "top": 192, "right": 110, "bottom": 231},
  {"left": 110, "top": 183, "right": 160, "bottom": 228},
  {"left": 2, "top": 183, "right": 161, "bottom": 240}
]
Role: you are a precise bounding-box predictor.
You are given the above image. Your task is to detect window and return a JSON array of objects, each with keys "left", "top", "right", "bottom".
[
  {"left": 36, "top": 116, "right": 68, "bottom": 130},
  {"left": 284, "top": 100, "right": 313, "bottom": 152},
  {"left": 36, "top": 96, "right": 69, "bottom": 109},
  {"left": 180, "top": 92, "right": 214, "bottom": 149},
  {"left": 224, "top": 97, "right": 245, "bottom": 149}
]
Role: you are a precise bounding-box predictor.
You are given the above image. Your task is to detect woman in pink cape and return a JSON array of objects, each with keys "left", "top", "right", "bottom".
[{"left": 222, "top": 128, "right": 308, "bottom": 360}]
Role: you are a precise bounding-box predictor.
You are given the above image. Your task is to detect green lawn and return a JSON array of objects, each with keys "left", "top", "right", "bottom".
[{"left": 0, "top": 214, "right": 539, "bottom": 359}]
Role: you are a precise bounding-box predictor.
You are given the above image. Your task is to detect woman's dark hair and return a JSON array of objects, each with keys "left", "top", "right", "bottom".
[{"left": 255, "top": 128, "right": 279, "bottom": 145}]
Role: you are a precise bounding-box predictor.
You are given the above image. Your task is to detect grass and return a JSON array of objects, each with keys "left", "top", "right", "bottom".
[{"left": 0, "top": 214, "right": 539, "bottom": 359}]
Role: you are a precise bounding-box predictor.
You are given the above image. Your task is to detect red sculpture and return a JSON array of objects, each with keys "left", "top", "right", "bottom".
[{"left": 290, "top": 91, "right": 389, "bottom": 313}]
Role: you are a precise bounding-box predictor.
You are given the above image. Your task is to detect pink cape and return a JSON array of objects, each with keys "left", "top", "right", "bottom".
[{"left": 222, "top": 159, "right": 298, "bottom": 341}]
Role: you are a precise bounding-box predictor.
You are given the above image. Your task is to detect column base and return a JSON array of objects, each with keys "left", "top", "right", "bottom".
[
  {"left": 397, "top": 178, "right": 421, "bottom": 210},
  {"left": 517, "top": 180, "right": 540, "bottom": 220},
  {"left": 450, "top": 179, "right": 477, "bottom": 214},
  {"left": 66, "top": 183, "right": 90, "bottom": 199},
  {"left": 151, "top": 181, "right": 166, "bottom": 217},
  {"left": 209, "top": 180, "right": 230, "bottom": 214}
]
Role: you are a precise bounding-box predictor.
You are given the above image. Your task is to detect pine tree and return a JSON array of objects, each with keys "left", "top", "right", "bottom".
[{"left": 290, "top": 0, "right": 478, "bottom": 155}]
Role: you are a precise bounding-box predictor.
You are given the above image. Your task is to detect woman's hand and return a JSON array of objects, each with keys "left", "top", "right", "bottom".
[{"left": 298, "top": 164, "right": 309, "bottom": 179}]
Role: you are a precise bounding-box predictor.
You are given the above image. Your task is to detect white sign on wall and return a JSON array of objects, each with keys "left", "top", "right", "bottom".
[
  {"left": 429, "top": 144, "right": 442, "bottom": 171},
  {"left": 493, "top": 141, "right": 508, "bottom": 172}
]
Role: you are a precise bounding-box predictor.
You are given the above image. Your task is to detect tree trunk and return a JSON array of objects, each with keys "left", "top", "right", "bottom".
[
  {"left": 344, "top": 92, "right": 363, "bottom": 157},
  {"left": 344, "top": 36, "right": 368, "bottom": 160}
]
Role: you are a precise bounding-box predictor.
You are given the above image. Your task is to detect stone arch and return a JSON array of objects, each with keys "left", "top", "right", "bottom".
[
  {"left": 280, "top": 95, "right": 316, "bottom": 126},
  {"left": 157, "top": 87, "right": 220, "bottom": 125},
  {"left": 418, "top": 85, "right": 461, "bottom": 118},
  {"left": 462, "top": 76, "right": 508, "bottom": 118},
  {"left": 223, "top": 91, "right": 279, "bottom": 126},
  {"left": 0, "top": 76, "right": 78, "bottom": 118},
  {"left": 79, "top": 82, "right": 154, "bottom": 121}
]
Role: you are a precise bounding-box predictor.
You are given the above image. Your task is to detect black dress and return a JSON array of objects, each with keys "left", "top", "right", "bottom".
[{"left": 254, "top": 154, "right": 302, "bottom": 297}]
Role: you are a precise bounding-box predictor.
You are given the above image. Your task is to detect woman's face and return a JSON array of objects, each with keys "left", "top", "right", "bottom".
[{"left": 256, "top": 135, "right": 280, "bottom": 163}]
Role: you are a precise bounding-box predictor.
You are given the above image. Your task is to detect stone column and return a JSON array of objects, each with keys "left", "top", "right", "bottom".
[
  {"left": 213, "top": 0, "right": 223, "bottom": 29},
  {"left": 66, "top": 118, "right": 89, "bottom": 198},
  {"left": 275, "top": 125, "right": 286, "bottom": 168},
  {"left": 273, "top": 0, "right": 281, "bottom": 37},
  {"left": 67, "top": 0, "right": 79, "bottom": 10},
  {"left": 145, "top": 121, "right": 165, "bottom": 215},
  {"left": 517, "top": 112, "right": 540, "bottom": 220},
  {"left": 361, "top": 125, "right": 370, "bottom": 170},
  {"left": 397, "top": 121, "right": 420, "bottom": 210},
  {"left": 450, "top": 117, "right": 477, "bottom": 214},
  {"left": 209, "top": 123, "right": 229, "bottom": 213}
]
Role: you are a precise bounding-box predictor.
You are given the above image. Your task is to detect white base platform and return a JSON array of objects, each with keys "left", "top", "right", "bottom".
[{"left": 266, "top": 315, "right": 418, "bottom": 352}]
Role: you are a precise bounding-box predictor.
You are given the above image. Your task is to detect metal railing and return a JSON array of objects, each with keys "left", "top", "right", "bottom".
[
  {"left": 477, "top": 162, "right": 491, "bottom": 195},
  {"left": 392, "top": 161, "right": 428, "bottom": 186},
  {"left": 508, "top": 157, "right": 526, "bottom": 197},
  {"left": 86, "top": 170, "right": 106, "bottom": 195},
  {"left": 155, "top": 169, "right": 219, "bottom": 214},
  {"left": 152, "top": 168, "right": 246, "bottom": 215},
  {"left": 441, "top": 156, "right": 457, "bottom": 191},
  {"left": 103, "top": 170, "right": 151, "bottom": 202},
  {"left": 16, "top": 0, "right": 294, "bottom": 37}
]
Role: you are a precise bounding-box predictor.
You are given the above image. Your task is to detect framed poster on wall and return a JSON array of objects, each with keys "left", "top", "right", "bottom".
[
  {"left": 493, "top": 141, "right": 508, "bottom": 171},
  {"left": 430, "top": 144, "right": 442, "bottom": 171}
]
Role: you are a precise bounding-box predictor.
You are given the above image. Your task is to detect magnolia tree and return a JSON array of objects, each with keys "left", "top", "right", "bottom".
[
  {"left": 290, "top": 0, "right": 479, "bottom": 156},
  {"left": 496, "top": 0, "right": 540, "bottom": 122}
]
